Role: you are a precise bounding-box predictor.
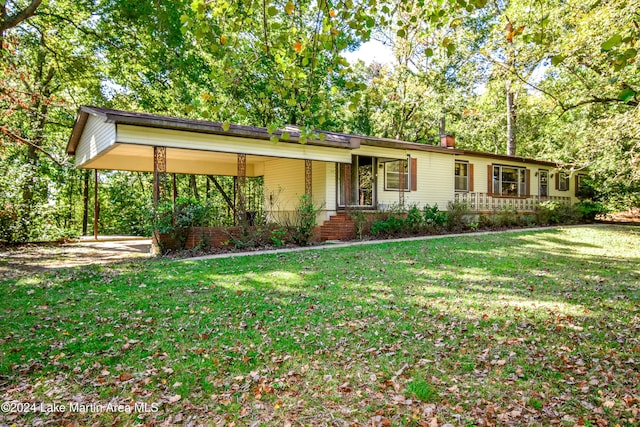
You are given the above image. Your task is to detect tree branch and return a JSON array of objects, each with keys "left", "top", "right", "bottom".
[
  {"left": 0, "top": 126, "right": 64, "bottom": 166},
  {"left": 0, "top": 0, "right": 43, "bottom": 32}
]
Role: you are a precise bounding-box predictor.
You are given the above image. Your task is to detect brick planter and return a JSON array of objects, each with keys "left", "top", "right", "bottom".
[{"left": 185, "top": 226, "right": 241, "bottom": 249}]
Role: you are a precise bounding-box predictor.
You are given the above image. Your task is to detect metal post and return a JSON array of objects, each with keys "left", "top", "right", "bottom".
[
  {"left": 93, "top": 169, "right": 99, "bottom": 240},
  {"left": 237, "top": 154, "right": 247, "bottom": 224}
]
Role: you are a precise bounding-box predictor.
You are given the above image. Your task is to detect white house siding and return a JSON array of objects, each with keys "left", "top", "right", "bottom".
[
  {"left": 361, "top": 149, "right": 455, "bottom": 211},
  {"left": 456, "top": 155, "right": 579, "bottom": 203},
  {"left": 116, "top": 125, "right": 352, "bottom": 163},
  {"left": 75, "top": 115, "right": 116, "bottom": 167}
]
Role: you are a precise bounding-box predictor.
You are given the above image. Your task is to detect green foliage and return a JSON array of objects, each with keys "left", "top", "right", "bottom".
[
  {"left": 575, "top": 201, "right": 609, "bottom": 221},
  {"left": 349, "top": 210, "right": 368, "bottom": 240},
  {"left": 0, "top": 203, "right": 24, "bottom": 243},
  {"left": 292, "top": 194, "right": 321, "bottom": 246},
  {"left": 269, "top": 227, "right": 287, "bottom": 247},
  {"left": 405, "top": 204, "right": 423, "bottom": 231},
  {"left": 535, "top": 201, "right": 581, "bottom": 225},
  {"left": 445, "top": 201, "right": 471, "bottom": 231},
  {"left": 496, "top": 207, "right": 519, "bottom": 227},
  {"left": 370, "top": 215, "right": 405, "bottom": 236},
  {"left": 423, "top": 204, "right": 447, "bottom": 227}
]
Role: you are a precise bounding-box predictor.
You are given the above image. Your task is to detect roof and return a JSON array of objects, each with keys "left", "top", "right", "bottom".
[
  {"left": 66, "top": 106, "right": 562, "bottom": 168},
  {"left": 66, "top": 106, "right": 358, "bottom": 155}
]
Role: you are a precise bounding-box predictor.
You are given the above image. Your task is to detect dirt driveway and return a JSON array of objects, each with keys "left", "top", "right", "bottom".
[{"left": 0, "top": 237, "right": 152, "bottom": 281}]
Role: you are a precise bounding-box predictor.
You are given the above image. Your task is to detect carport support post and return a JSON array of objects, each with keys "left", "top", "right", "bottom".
[
  {"left": 305, "top": 159, "right": 312, "bottom": 197},
  {"left": 93, "top": 169, "right": 99, "bottom": 240},
  {"left": 237, "top": 154, "right": 247, "bottom": 225},
  {"left": 153, "top": 147, "right": 167, "bottom": 207}
]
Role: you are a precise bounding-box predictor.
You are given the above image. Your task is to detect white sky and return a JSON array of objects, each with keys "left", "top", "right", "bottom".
[{"left": 343, "top": 40, "right": 395, "bottom": 65}]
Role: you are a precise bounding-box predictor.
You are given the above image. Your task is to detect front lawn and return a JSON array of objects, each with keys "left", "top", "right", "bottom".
[{"left": 1, "top": 226, "right": 639, "bottom": 426}]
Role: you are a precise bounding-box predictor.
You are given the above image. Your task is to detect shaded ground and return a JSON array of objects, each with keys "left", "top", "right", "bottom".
[{"left": 0, "top": 237, "right": 151, "bottom": 280}]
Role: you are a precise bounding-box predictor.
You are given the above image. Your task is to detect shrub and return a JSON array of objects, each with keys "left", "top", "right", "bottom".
[
  {"left": 477, "top": 213, "right": 496, "bottom": 229},
  {"left": 496, "top": 207, "right": 518, "bottom": 227},
  {"left": 445, "top": 201, "right": 471, "bottom": 231},
  {"left": 370, "top": 215, "right": 405, "bottom": 236},
  {"left": 406, "top": 204, "right": 423, "bottom": 232},
  {"left": 292, "top": 194, "right": 321, "bottom": 246},
  {"left": 349, "top": 210, "right": 367, "bottom": 239},
  {"left": 535, "top": 201, "right": 581, "bottom": 225},
  {"left": 575, "top": 201, "right": 608, "bottom": 221},
  {"left": 423, "top": 204, "right": 446, "bottom": 228},
  {"left": 270, "top": 226, "right": 287, "bottom": 247},
  {"left": 0, "top": 203, "right": 22, "bottom": 243}
]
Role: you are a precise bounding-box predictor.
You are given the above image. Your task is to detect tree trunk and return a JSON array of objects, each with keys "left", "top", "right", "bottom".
[
  {"left": 506, "top": 83, "right": 516, "bottom": 156},
  {"left": 189, "top": 175, "right": 199, "bottom": 200}
]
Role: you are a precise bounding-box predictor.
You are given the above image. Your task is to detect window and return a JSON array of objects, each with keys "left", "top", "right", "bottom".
[
  {"left": 492, "top": 165, "right": 527, "bottom": 196},
  {"left": 455, "top": 161, "right": 469, "bottom": 191},
  {"left": 557, "top": 172, "right": 569, "bottom": 191},
  {"left": 539, "top": 169, "right": 549, "bottom": 197},
  {"left": 384, "top": 158, "right": 409, "bottom": 191}
]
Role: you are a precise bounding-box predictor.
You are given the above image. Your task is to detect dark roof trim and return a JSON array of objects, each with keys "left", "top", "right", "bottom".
[
  {"left": 66, "top": 107, "right": 565, "bottom": 169},
  {"left": 355, "top": 136, "right": 463, "bottom": 155},
  {"left": 455, "top": 149, "right": 560, "bottom": 168},
  {"left": 66, "top": 106, "right": 358, "bottom": 155}
]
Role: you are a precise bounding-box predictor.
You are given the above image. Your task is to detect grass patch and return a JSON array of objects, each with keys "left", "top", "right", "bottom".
[
  {"left": 1, "top": 225, "right": 639, "bottom": 425},
  {"left": 406, "top": 379, "right": 439, "bottom": 403}
]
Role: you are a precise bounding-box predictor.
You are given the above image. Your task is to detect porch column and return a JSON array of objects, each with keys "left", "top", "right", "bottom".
[
  {"left": 153, "top": 146, "right": 167, "bottom": 207},
  {"left": 343, "top": 163, "right": 352, "bottom": 207},
  {"left": 237, "top": 153, "right": 247, "bottom": 224},
  {"left": 398, "top": 158, "right": 405, "bottom": 207},
  {"left": 305, "top": 159, "right": 312, "bottom": 197}
]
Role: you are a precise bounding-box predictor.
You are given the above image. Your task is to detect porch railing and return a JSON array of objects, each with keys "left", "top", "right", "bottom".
[{"left": 453, "top": 192, "right": 571, "bottom": 212}]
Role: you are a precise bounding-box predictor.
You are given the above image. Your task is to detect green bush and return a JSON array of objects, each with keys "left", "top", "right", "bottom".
[
  {"left": 406, "top": 204, "right": 423, "bottom": 231},
  {"left": 0, "top": 203, "right": 22, "bottom": 243},
  {"left": 370, "top": 215, "right": 405, "bottom": 236},
  {"left": 535, "top": 201, "right": 581, "bottom": 225},
  {"left": 349, "top": 210, "right": 367, "bottom": 239},
  {"left": 423, "top": 204, "right": 446, "bottom": 227},
  {"left": 496, "top": 207, "right": 518, "bottom": 227},
  {"left": 270, "top": 226, "right": 287, "bottom": 247},
  {"left": 575, "top": 201, "right": 608, "bottom": 221},
  {"left": 292, "top": 194, "right": 321, "bottom": 246},
  {"left": 445, "top": 201, "right": 471, "bottom": 231}
]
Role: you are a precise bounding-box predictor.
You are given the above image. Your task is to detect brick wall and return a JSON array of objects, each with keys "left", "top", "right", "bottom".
[{"left": 185, "top": 226, "right": 241, "bottom": 249}]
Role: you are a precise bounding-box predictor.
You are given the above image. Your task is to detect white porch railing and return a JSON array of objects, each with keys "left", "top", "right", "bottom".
[{"left": 454, "top": 192, "right": 571, "bottom": 212}]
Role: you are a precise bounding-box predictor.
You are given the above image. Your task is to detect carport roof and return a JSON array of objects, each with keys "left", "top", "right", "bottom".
[{"left": 66, "top": 106, "right": 359, "bottom": 155}]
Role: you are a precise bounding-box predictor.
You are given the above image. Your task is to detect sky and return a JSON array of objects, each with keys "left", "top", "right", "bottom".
[{"left": 343, "top": 40, "right": 395, "bottom": 65}]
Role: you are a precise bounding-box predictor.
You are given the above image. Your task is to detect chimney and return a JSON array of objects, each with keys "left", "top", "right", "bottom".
[{"left": 440, "top": 134, "right": 455, "bottom": 148}]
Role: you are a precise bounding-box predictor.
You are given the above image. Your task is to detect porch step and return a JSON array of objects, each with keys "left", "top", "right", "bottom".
[{"left": 318, "top": 213, "right": 356, "bottom": 241}]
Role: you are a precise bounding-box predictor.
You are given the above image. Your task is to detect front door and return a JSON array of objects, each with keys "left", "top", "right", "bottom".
[{"left": 338, "top": 155, "right": 376, "bottom": 207}]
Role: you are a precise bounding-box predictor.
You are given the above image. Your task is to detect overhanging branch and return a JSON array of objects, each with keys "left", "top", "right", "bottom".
[{"left": 0, "top": 126, "right": 64, "bottom": 166}]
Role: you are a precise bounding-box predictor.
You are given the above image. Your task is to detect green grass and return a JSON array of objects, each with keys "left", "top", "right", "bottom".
[{"left": 1, "top": 225, "right": 639, "bottom": 425}]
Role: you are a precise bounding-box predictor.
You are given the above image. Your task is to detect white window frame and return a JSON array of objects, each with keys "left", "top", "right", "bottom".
[
  {"left": 384, "top": 157, "right": 410, "bottom": 191},
  {"left": 492, "top": 165, "right": 527, "bottom": 196},
  {"left": 558, "top": 172, "right": 569, "bottom": 191},
  {"left": 455, "top": 161, "right": 469, "bottom": 192}
]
